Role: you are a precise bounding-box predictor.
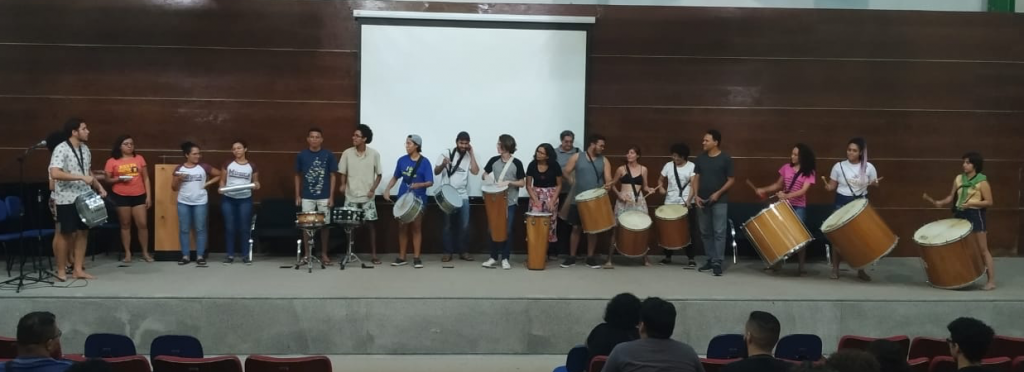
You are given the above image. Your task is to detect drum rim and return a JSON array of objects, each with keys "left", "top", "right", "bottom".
[
  {"left": 575, "top": 188, "right": 608, "bottom": 202},
  {"left": 913, "top": 218, "right": 972, "bottom": 247},
  {"left": 743, "top": 227, "right": 814, "bottom": 267},
  {"left": 658, "top": 241, "right": 692, "bottom": 250},
  {"left": 618, "top": 211, "right": 653, "bottom": 232},
  {"left": 924, "top": 266, "right": 986, "bottom": 290},
  {"left": 481, "top": 184, "right": 509, "bottom": 193},
  {"left": 845, "top": 236, "right": 900, "bottom": 270},
  {"left": 525, "top": 212, "right": 553, "bottom": 217},
  {"left": 613, "top": 241, "right": 649, "bottom": 258},
  {"left": 583, "top": 225, "right": 615, "bottom": 234},
  {"left": 819, "top": 198, "right": 869, "bottom": 233},
  {"left": 654, "top": 204, "right": 689, "bottom": 220}
]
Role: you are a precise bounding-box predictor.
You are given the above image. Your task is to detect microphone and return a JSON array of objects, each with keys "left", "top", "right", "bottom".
[{"left": 17, "top": 140, "right": 47, "bottom": 160}]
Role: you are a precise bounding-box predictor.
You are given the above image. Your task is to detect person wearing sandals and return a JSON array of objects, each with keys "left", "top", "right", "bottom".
[
  {"left": 822, "top": 137, "right": 881, "bottom": 281},
  {"left": 338, "top": 124, "right": 384, "bottom": 265},
  {"left": 219, "top": 140, "right": 259, "bottom": 265},
  {"left": 103, "top": 135, "right": 153, "bottom": 264},
  {"left": 525, "top": 143, "right": 562, "bottom": 262},
  {"left": 171, "top": 141, "right": 221, "bottom": 266},
  {"left": 383, "top": 135, "right": 433, "bottom": 268},
  {"left": 752, "top": 143, "right": 816, "bottom": 276},
  {"left": 433, "top": 131, "right": 480, "bottom": 263}
]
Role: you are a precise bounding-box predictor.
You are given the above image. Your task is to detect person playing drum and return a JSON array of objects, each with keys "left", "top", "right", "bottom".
[
  {"left": 433, "top": 131, "right": 480, "bottom": 263},
  {"left": 822, "top": 137, "right": 880, "bottom": 281},
  {"left": 338, "top": 124, "right": 384, "bottom": 264},
  {"left": 922, "top": 152, "right": 995, "bottom": 290},
  {"left": 172, "top": 141, "right": 222, "bottom": 266},
  {"left": 481, "top": 134, "right": 526, "bottom": 270},
  {"left": 657, "top": 143, "right": 698, "bottom": 267},
  {"left": 49, "top": 118, "right": 106, "bottom": 280},
  {"left": 218, "top": 140, "right": 260, "bottom": 265},
  {"left": 560, "top": 134, "right": 614, "bottom": 269},
  {"left": 526, "top": 143, "right": 563, "bottom": 258},
  {"left": 752, "top": 143, "right": 816, "bottom": 276},
  {"left": 607, "top": 145, "right": 655, "bottom": 268},
  {"left": 383, "top": 135, "right": 433, "bottom": 268}
]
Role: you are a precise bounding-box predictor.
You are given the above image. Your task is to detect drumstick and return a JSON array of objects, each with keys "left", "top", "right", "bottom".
[{"left": 745, "top": 179, "right": 757, "bottom": 191}]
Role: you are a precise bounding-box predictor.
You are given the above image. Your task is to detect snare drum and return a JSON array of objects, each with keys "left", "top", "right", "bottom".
[
  {"left": 331, "top": 206, "right": 364, "bottom": 226},
  {"left": 482, "top": 184, "right": 509, "bottom": 242},
  {"left": 296, "top": 211, "right": 326, "bottom": 228},
  {"left": 74, "top": 191, "right": 109, "bottom": 227},
  {"left": 525, "top": 212, "right": 551, "bottom": 270},
  {"left": 654, "top": 205, "right": 690, "bottom": 250},
  {"left": 575, "top": 188, "right": 615, "bottom": 234},
  {"left": 743, "top": 201, "right": 812, "bottom": 267},
  {"left": 615, "top": 211, "right": 651, "bottom": 257},
  {"left": 820, "top": 198, "right": 898, "bottom": 269},
  {"left": 393, "top": 193, "right": 424, "bottom": 224},
  {"left": 914, "top": 219, "right": 985, "bottom": 289},
  {"left": 434, "top": 184, "right": 464, "bottom": 214}
]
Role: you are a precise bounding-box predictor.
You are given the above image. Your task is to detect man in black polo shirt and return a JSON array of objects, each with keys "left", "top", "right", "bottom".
[
  {"left": 947, "top": 317, "right": 995, "bottom": 372},
  {"left": 723, "top": 311, "right": 790, "bottom": 372}
]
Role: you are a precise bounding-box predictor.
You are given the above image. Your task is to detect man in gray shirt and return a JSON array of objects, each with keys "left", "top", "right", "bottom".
[
  {"left": 602, "top": 297, "right": 704, "bottom": 372},
  {"left": 555, "top": 130, "right": 580, "bottom": 260},
  {"left": 693, "top": 129, "right": 734, "bottom": 277}
]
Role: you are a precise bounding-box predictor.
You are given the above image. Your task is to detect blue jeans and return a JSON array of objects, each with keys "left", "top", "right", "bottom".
[
  {"left": 490, "top": 205, "right": 516, "bottom": 260},
  {"left": 442, "top": 199, "right": 471, "bottom": 255},
  {"left": 792, "top": 206, "right": 807, "bottom": 223},
  {"left": 698, "top": 202, "right": 728, "bottom": 264},
  {"left": 177, "top": 203, "right": 208, "bottom": 258},
  {"left": 221, "top": 196, "right": 253, "bottom": 258}
]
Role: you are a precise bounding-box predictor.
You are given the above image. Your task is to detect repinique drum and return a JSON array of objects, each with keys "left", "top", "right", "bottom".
[
  {"left": 654, "top": 204, "right": 690, "bottom": 250},
  {"left": 914, "top": 219, "right": 985, "bottom": 289},
  {"left": 482, "top": 184, "right": 509, "bottom": 242},
  {"left": 615, "top": 211, "right": 651, "bottom": 257},
  {"left": 434, "top": 184, "right": 464, "bottom": 214},
  {"left": 296, "top": 211, "right": 326, "bottom": 228},
  {"left": 820, "top": 198, "right": 898, "bottom": 269},
  {"left": 331, "top": 206, "right": 364, "bottom": 226},
  {"left": 743, "top": 201, "right": 812, "bottom": 267},
  {"left": 393, "top": 193, "right": 423, "bottom": 224},
  {"left": 525, "top": 212, "right": 551, "bottom": 270},
  {"left": 75, "top": 190, "right": 108, "bottom": 227},
  {"left": 575, "top": 188, "right": 615, "bottom": 234}
]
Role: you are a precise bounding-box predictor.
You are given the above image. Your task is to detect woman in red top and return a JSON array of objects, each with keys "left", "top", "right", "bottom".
[{"left": 104, "top": 135, "right": 152, "bottom": 263}]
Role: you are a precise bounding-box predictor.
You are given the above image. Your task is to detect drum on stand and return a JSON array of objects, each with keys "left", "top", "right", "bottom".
[
  {"left": 575, "top": 188, "right": 615, "bottom": 234},
  {"left": 331, "top": 206, "right": 364, "bottom": 226},
  {"left": 525, "top": 212, "right": 551, "bottom": 270},
  {"left": 434, "top": 184, "right": 463, "bottom": 214},
  {"left": 615, "top": 211, "right": 651, "bottom": 257},
  {"left": 743, "top": 201, "right": 812, "bottom": 267},
  {"left": 654, "top": 205, "right": 690, "bottom": 250},
  {"left": 820, "top": 198, "right": 898, "bottom": 269},
  {"left": 393, "top": 193, "right": 423, "bottom": 224},
  {"left": 914, "top": 219, "right": 985, "bottom": 289},
  {"left": 482, "top": 184, "right": 509, "bottom": 242},
  {"left": 296, "top": 211, "right": 326, "bottom": 228}
]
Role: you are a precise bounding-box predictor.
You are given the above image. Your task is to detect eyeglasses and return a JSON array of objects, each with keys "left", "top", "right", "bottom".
[{"left": 51, "top": 330, "right": 62, "bottom": 340}]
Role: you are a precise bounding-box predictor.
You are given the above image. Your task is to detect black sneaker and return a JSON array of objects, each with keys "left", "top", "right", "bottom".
[
  {"left": 197, "top": 257, "right": 207, "bottom": 266},
  {"left": 659, "top": 257, "right": 672, "bottom": 265},
  {"left": 391, "top": 258, "right": 408, "bottom": 266},
  {"left": 687, "top": 259, "right": 697, "bottom": 268},
  {"left": 560, "top": 257, "right": 576, "bottom": 268},
  {"left": 178, "top": 257, "right": 190, "bottom": 265},
  {"left": 223, "top": 256, "right": 234, "bottom": 264},
  {"left": 585, "top": 256, "right": 602, "bottom": 269},
  {"left": 698, "top": 261, "right": 714, "bottom": 272},
  {"left": 242, "top": 257, "right": 252, "bottom": 265},
  {"left": 413, "top": 258, "right": 423, "bottom": 268},
  {"left": 713, "top": 264, "right": 723, "bottom": 276}
]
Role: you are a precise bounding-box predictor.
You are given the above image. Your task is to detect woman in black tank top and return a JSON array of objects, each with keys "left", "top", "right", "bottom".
[{"left": 607, "top": 146, "right": 655, "bottom": 268}]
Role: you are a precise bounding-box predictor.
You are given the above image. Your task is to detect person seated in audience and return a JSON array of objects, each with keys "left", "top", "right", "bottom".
[
  {"left": 0, "top": 312, "right": 71, "bottom": 372},
  {"left": 586, "top": 293, "right": 641, "bottom": 364},
  {"left": 867, "top": 339, "right": 911, "bottom": 372},
  {"left": 947, "top": 317, "right": 995, "bottom": 372},
  {"left": 66, "top": 360, "right": 111, "bottom": 372},
  {"left": 723, "top": 311, "right": 790, "bottom": 372},
  {"left": 792, "top": 364, "right": 836, "bottom": 372},
  {"left": 826, "top": 349, "right": 880, "bottom": 372},
  {"left": 601, "top": 297, "right": 703, "bottom": 372}
]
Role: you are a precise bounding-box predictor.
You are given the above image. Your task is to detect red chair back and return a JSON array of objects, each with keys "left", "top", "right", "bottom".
[
  {"left": 0, "top": 337, "right": 15, "bottom": 359},
  {"left": 1012, "top": 356, "right": 1024, "bottom": 372},
  {"left": 838, "top": 335, "right": 910, "bottom": 358},
  {"left": 589, "top": 355, "right": 608, "bottom": 372},
  {"left": 988, "top": 336, "right": 1024, "bottom": 360},
  {"left": 104, "top": 355, "right": 152, "bottom": 372},
  {"left": 983, "top": 357, "right": 1013, "bottom": 372},
  {"left": 909, "top": 357, "right": 930, "bottom": 372},
  {"left": 928, "top": 356, "right": 957, "bottom": 372},
  {"left": 911, "top": 337, "right": 952, "bottom": 360},
  {"left": 245, "top": 355, "right": 332, "bottom": 372},
  {"left": 152, "top": 355, "right": 242, "bottom": 372},
  {"left": 700, "top": 358, "right": 740, "bottom": 372}
]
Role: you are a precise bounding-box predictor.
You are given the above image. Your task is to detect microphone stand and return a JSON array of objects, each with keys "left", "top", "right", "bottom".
[{"left": 2, "top": 149, "right": 55, "bottom": 293}]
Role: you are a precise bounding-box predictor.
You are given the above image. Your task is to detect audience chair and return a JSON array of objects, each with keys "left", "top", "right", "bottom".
[
  {"left": 837, "top": 335, "right": 910, "bottom": 358},
  {"left": 245, "top": 355, "right": 332, "bottom": 372},
  {"left": 983, "top": 357, "right": 1013, "bottom": 372},
  {"left": 103, "top": 355, "right": 152, "bottom": 372},
  {"left": 553, "top": 345, "right": 589, "bottom": 372},
  {"left": 150, "top": 335, "right": 203, "bottom": 360},
  {"left": 85, "top": 333, "right": 137, "bottom": 358},
  {"left": 700, "top": 358, "right": 740, "bottom": 372},
  {"left": 0, "top": 336, "right": 15, "bottom": 359},
  {"left": 588, "top": 355, "right": 607, "bottom": 372},
  {"left": 152, "top": 355, "right": 241, "bottom": 372},
  {"left": 706, "top": 334, "right": 747, "bottom": 359},
  {"left": 775, "top": 334, "right": 823, "bottom": 361},
  {"left": 1011, "top": 356, "right": 1024, "bottom": 372},
  {"left": 909, "top": 357, "right": 930, "bottom": 372},
  {"left": 910, "top": 337, "right": 952, "bottom": 360},
  {"left": 988, "top": 336, "right": 1024, "bottom": 360}
]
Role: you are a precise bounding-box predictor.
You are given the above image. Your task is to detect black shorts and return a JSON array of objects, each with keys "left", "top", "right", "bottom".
[
  {"left": 56, "top": 204, "right": 88, "bottom": 233},
  {"left": 567, "top": 204, "right": 582, "bottom": 226},
  {"left": 111, "top": 193, "right": 146, "bottom": 208},
  {"left": 955, "top": 209, "right": 987, "bottom": 233}
]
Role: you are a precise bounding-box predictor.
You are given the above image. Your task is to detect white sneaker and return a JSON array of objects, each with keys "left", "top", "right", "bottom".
[
  {"left": 501, "top": 259, "right": 511, "bottom": 270},
  {"left": 481, "top": 258, "right": 497, "bottom": 268}
]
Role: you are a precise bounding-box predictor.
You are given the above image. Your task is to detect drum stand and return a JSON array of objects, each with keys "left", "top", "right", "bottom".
[
  {"left": 339, "top": 223, "right": 362, "bottom": 270},
  {"left": 294, "top": 225, "right": 326, "bottom": 273},
  {"left": 1, "top": 154, "right": 55, "bottom": 293}
]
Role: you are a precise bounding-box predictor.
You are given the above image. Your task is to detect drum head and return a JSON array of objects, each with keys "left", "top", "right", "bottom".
[
  {"left": 394, "top": 193, "right": 416, "bottom": 215},
  {"left": 618, "top": 211, "right": 652, "bottom": 230},
  {"left": 525, "top": 212, "right": 552, "bottom": 217},
  {"left": 655, "top": 204, "right": 688, "bottom": 220},
  {"left": 439, "top": 185, "right": 464, "bottom": 207},
  {"left": 575, "top": 188, "right": 607, "bottom": 202},
  {"left": 821, "top": 198, "right": 868, "bottom": 232},
  {"left": 481, "top": 184, "right": 508, "bottom": 194},
  {"left": 914, "top": 219, "right": 972, "bottom": 247}
]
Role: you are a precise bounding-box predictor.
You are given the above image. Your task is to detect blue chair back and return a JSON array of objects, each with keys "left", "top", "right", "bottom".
[
  {"left": 707, "top": 334, "right": 747, "bottom": 359},
  {"left": 775, "top": 334, "right": 823, "bottom": 361},
  {"left": 552, "top": 345, "right": 588, "bottom": 372},
  {"left": 0, "top": 201, "right": 8, "bottom": 223},
  {"left": 150, "top": 335, "right": 203, "bottom": 360},
  {"left": 4, "top": 197, "right": 22, "bottom": 219},
  {"left": 85, "top": 333, "right": 137, "bottom": 358}
]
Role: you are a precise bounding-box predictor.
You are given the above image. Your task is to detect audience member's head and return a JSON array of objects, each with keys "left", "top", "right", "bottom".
[
  {"left": 826, "top": 349, "right": 880, "bottom": 372},
  {"left": 947, "top": 317, "right": 995, "bottom": 365},
  {"left": 15, "top": 311, "right": 63, "bottom": 357},
  {"left": 744, "top": 311, "right": 781, "bottom": 354},
  {"left": 639, "top": 297, "right": 676, "bottom": 340},
  {"left": 604, "top": 293, "right": 642, "bottom": 330},
  {"left": 867, "top": 339, "right": 910, "bottom": 372},
  {"left": 67, "top": 359, "right": 113, "bottom": 372}
]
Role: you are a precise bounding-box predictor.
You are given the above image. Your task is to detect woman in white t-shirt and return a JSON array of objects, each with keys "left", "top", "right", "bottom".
[
  {"left": 822, "top": 137, "right": 881, "bottom": 281},
  {"left": 657, "top": 143, "right": 697, "bottom": 267},
  {"left": 218, "top": 140, "right": 260, "bottom": 265},
  {"left": 171, "top": 141, "right": 221, "bottom": 266}
]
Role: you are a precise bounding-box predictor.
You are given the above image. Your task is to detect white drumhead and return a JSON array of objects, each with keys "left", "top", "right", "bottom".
[
  {"left": 525, "top": 212, "right": 552, "bottom": 217},
  {"left": 821, "top": 198, "right": 868, "bottom": 232},
  {"left": 914, "top": 219, "right": 972, "bottom": 246},
  {"left": 438, "top": 185, "right": 463, "bottom": 207},
  {"left": 393, "top": 193, "right": 417, "bottom": 214},
  {"left": 618, "top": 211, "right": 652, "bottom": 230},
  {"left": 575, "top": 188, "right": 607, "bottom": 202},
  {"left": 481, "top": 184, "right": 508, "bottom": 194},
  {"left": 655, "top": 204, "right": 688, "bottom": 219}
]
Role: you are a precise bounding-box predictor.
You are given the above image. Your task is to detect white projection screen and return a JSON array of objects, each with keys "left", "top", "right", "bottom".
[{"left": 357, "top": 12, "right": 592, "bottom": 197}]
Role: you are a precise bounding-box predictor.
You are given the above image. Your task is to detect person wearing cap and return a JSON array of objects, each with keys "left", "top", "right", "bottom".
[
  {"left": 433, "top": 131, "right": 480, "bottom": 262},
  {"left": 383, "top": 134, "right": 434, "bottom": 268}
]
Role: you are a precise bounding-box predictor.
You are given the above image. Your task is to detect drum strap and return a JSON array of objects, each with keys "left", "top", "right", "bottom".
[
  {"left": 626, "top": 166, "right": 642, "bottom": 201},
  {"left": 672, "top": 164, "right": 690, "bottom": 198},
  {"left": 67, "top": 140, "right": 86, "bottom": 176},
  {"left": 494, "top": 156, "right": 515, "bottom": 183},
  {"left": 586, "top": 152, "right": 602, "bottom": 183},
  {"left": 446, "top": 148, "right": 466, "bottom": 178},
  {"left": 404, "top": 155, "right": 424, "bottom": 194},
  {"left": 839, "top": 163, "right": 863, "bottom": 198},
  {"left": 784, "top": 168, "right": 801, "bottom": 193}
]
